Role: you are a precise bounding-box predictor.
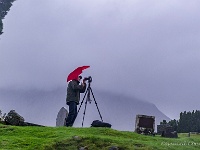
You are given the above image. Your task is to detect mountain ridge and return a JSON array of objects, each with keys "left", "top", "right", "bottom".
[{"left": 0, "top": 86, "right": 170, "bottom": 131}]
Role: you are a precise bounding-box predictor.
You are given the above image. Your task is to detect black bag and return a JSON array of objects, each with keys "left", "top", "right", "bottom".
[{"left": 91, "top": 120, "right": 112, "bottom": 128}]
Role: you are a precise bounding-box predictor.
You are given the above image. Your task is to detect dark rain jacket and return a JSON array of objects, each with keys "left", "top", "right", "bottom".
[{"left": 66, "top": 80, "right": 86, "bottom": 105}]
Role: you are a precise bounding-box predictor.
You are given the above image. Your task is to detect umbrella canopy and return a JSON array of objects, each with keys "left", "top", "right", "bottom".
[{"left": 67, "top": 66, "right": 90, "bottom": 82}]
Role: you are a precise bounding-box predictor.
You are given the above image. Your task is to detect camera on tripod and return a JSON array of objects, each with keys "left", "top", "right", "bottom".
[
  {"left": 83, "top": 76, "right": 92, "bottom": 83},
  {"left": 77, "top": 76, "right": 103, "bottom": 127}
]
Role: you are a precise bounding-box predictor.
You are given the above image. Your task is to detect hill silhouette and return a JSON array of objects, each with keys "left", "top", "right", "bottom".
[{"left": 0, "top": 87, "right": 170, "bottom": 131}]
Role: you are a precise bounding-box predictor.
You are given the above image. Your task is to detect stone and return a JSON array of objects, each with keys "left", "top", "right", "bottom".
[
  {"left": 4, "top": 110, "right": 43, "bottom": 126},
  {"left": 135, "top": 114, "right": 155, "bottom": 135},
  {"left": 73, "top": 136, "right": 82, "bottom": 141},
  {"left": 79, "top": 146, "right": 88, "bottom": 150},
  {"left": 56, "top": 107, "right": 68, "bottom": 126},
  {"left": 5, "top": 110, "right": 25, "bottom": 126},
  {"left": 157, "top": 123, "right": 178, "bottom": 138},
  {"left": 161, "top": 126, "right": 178, "bottom": 138}
]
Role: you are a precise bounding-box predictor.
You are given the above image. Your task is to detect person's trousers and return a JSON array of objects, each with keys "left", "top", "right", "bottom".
[{"left": 65, "top": 101, "right": 77, "bottom": 127}]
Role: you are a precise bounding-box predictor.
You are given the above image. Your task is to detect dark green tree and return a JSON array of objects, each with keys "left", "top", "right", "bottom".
[
  {"left": 0, "top": 0, "right": 16, "bottom": 35},
  {"left": 165, "top": 110, "right": 200, "bottom": 133},
  {"left": 168, "top": 119, "right": 178, "bottom": 131},
  {"left": 160, "top": 120, "right": 167, "bottom": 125},
  {"left": 177, "top": 110, "right": 200, "bottom": 133}
]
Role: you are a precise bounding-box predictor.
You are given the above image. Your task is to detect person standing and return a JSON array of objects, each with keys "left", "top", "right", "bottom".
[{"left": 65, "top": 76, "right": 86, "bottom": 127}]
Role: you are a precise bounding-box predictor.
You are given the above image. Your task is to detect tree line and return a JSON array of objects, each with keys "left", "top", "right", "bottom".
[
  {"left": 0, "top": 0, "right": 16, "bottom": 35},
  {"left": 161, "top": 110, "right": 200, "bottom": 133}
]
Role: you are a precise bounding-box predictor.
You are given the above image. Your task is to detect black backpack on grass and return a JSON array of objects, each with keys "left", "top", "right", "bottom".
[{"left": 91, "top": 120, "right": 112, "bottom": 128}]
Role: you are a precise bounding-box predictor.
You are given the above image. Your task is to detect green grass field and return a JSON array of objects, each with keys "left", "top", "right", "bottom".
[{"left": 0, "top": 123, "right": 200, "bottom": 150}]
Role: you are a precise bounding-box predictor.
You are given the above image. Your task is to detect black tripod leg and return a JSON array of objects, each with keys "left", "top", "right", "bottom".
[
  {"left": 90, "top": 88, "right": 103, "bottom": 122},
  {"left": 77, "top": 89, "right": 88, "bottom": 115},
  {"left": 82, "top": 98, "right": 88, "bottom": 127}
]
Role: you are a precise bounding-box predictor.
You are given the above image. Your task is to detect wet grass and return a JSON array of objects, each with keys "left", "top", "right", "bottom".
[{"left": 0, "top": 124, "right": 200, "bottom": 150}]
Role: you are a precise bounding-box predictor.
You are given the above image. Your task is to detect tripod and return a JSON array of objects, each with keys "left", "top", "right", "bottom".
[{"left": 77, "top": 81, "right": 103, "bottom": 127}]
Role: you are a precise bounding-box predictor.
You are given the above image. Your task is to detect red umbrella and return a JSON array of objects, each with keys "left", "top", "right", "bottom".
[{"left": 67, "top": 66, "right": 90, "bottom": 82}]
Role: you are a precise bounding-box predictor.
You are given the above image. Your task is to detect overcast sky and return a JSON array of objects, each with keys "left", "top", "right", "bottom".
[{"left": 1, "top": 0, "right": 200, "bottom": 120}]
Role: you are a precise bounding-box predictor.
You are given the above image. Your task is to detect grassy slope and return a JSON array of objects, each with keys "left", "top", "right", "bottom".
[{"left": 0, "top": 124, "right": 200, "bottom": 150}]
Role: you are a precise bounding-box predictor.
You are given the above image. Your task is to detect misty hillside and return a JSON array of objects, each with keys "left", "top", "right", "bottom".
[
  {"left": 88, "top": 90, "right": 171, "bottom": 131},
  {"left": 0, "top": 87, "right": 170, "bottom": 131}
]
